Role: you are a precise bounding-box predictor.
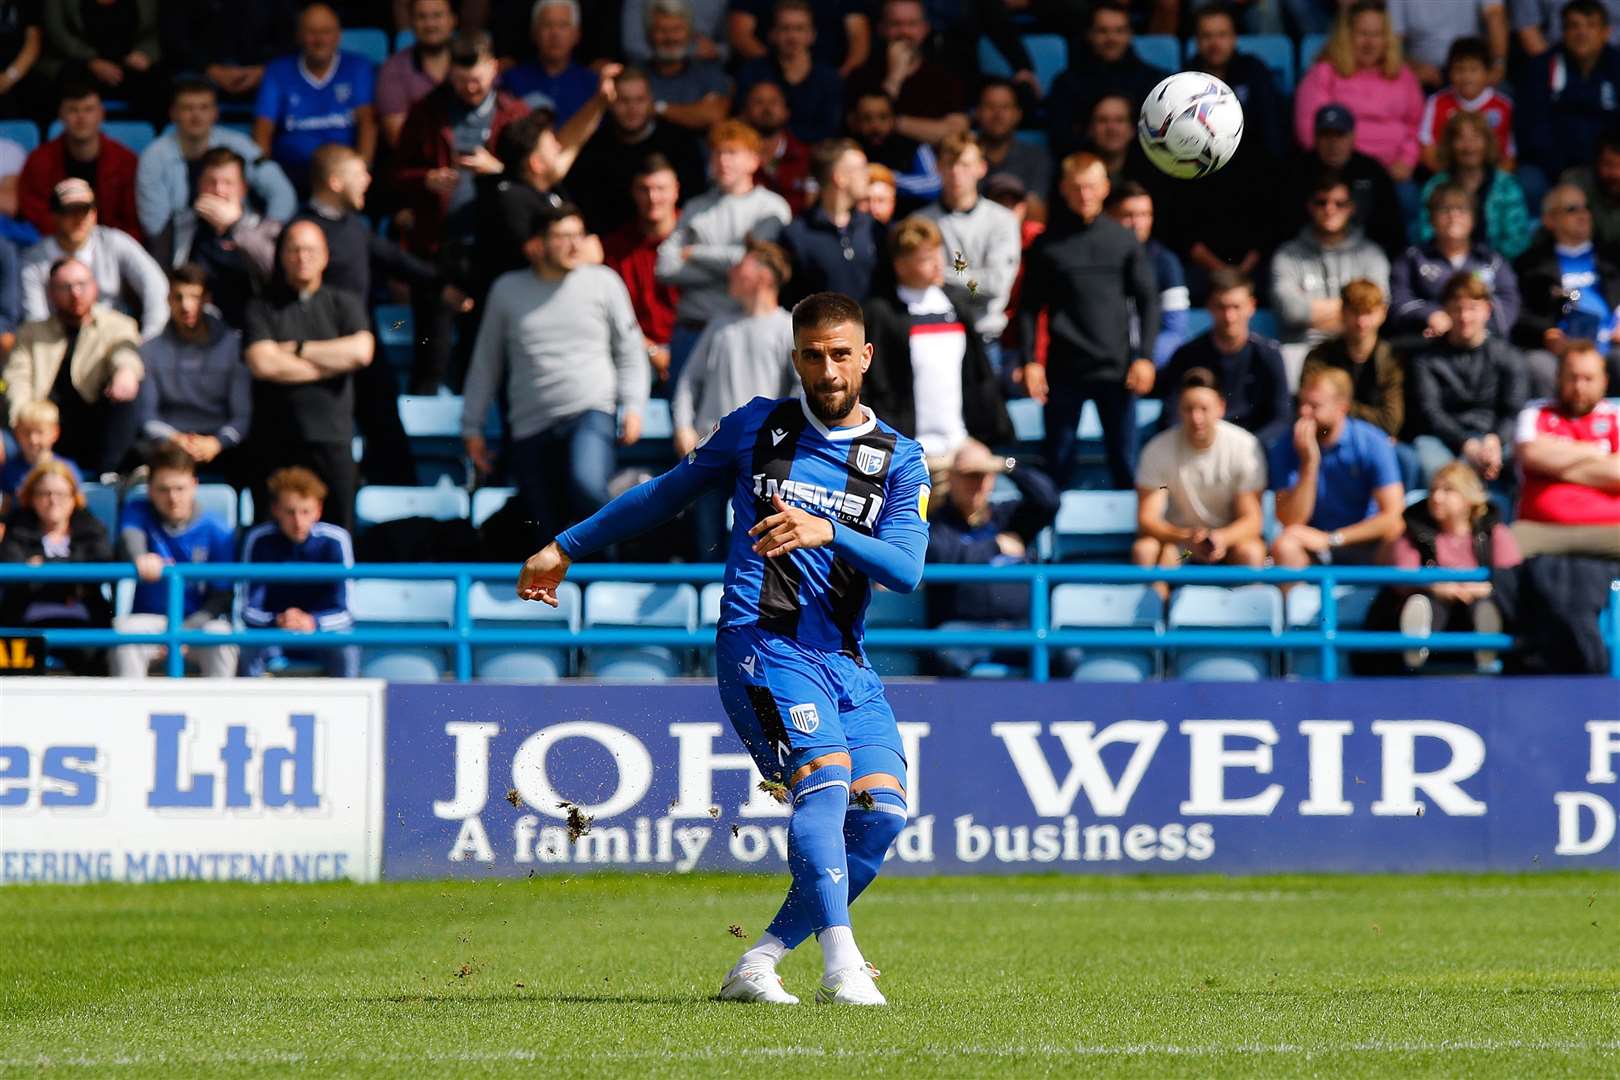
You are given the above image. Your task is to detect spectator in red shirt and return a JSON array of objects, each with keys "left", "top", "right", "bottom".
[
  {"left": 1512, "top": 340, "right": 1620, "bottom": 557},
  {"left": 17, "top": 82, "right": 141, "bottom": 241},
  {"left": 604, "top": 154, "right": 682, "bottom": 388},
  {"left": 739, "top": 79, "right": 810, "bottom": 215}
]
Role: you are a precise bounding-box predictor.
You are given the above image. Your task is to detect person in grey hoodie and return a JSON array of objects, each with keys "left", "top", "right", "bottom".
[
  {"left": 655, "top": 119, "right": 791, "bottom": 382},
  {"left": 463, "top": 203, "right": 650, "bottom": 546},
  {"left": 1270, "top": 174, "right": 1392, "bottom": 349},
  {"left": 1410, "top": 270, "right": 1529, "bottom": 486}
]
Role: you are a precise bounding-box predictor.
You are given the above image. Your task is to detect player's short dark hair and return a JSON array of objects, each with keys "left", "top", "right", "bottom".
[
  {"left": 1564, "top": 0, "right": 1610, "bottom": 26},
  {"left": 791, "top": 292, "right": 865, "bottom": 337},
  {"left": 198, "top": 146, "right": 246, "bottom": 178},
  {"left": 1180, "top": 366, "right": 1223, "bottom": 396},
  {"left": 1445, "top": 36, "right": 1491, "bottom": 71},
  {"left": 171, "top": 77, "right": 216, "bottom": 104},
  {"left": 1206, "top": 267, "right": 1253, "bottom": 297},
  {"left": 1441, "top": 270, "right": 1491, "bottom": 304},
  {"left": 633, "top": 152, "right": 676, "bottom": 180},
  {"left": 168, "top": 263, "right": 210, "bottom": 291},
  {"left": 148, "top": 442, "right": 198, "bottom": 478},
  {"left": 1104, "top": 179, "right": 1151, "bottom": 210}
]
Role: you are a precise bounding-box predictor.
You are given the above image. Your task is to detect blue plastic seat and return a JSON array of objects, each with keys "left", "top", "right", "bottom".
[
  {"left": 395, "top": 30, "right": 416, "bottom": 51},
  {"left": 341, "top": 29, "right": 390, "bottom": 65},
  {"left": 1184, "top": 308, "right": 1214, "bottom": 339},
  {"left": 1007, "top": 397, "right": 1043, "bottom": 442},
  {"left": 471, "top": 486, "right": 516, "bottom": 527},
  {"left": 977, "top": 33, "right": 1068, "bottom": 91},
  {"left": 354, "top": 480, "right": 470, "bottom": 530},
  {"left": 626, "top": 398, "right": 673, "bottom": 440},
  {"left": 699, "top": 582, "right": 724, "bottom": 674},
  {"left": 471, "top": 580, "right": 577, "bottom": 683},
  {"left": 1300, "top": 33, "right": 1329, "bottom": 73},
  {"left": 375, "top": 304, "right": 413, "bottom": 369},
  {"left": 49, "top": 119, "right": 154, "bottom": 155},
  {"left": 1135, "top": 35, "right": 1180, "bottom": 75},
  {"left": 1286, "top": 583, "right": 1380, "bottom": 677},
  {"left": 1052, "top": 583, "right": 1162, "bottom": 681},
  {"left": 351, "top": 579, "right": 455, "bottom": 681},
  {"left": 79, "top": 482, "right": 119, "bottom": 535},
  {"left": 865, "top": 585, "right": 926, "bottom": 676},
  {"left": 1168, "top": 584, "right": 1282, "bottom": 681},
  {"left": 1250, "top": 308, "right": 1280, "bottom": 340},
  {"left": 123, "top": 482, "right": 240, "bottom": 530},
  {"left": 0, "top": 119, "right": 39, "bottom": 152},
  {"left": 397, "top": 393, "right": 463, "bottom": 439},
  {"left": 583, "top": 582, "right": 697, "bottom": 681},
  {"left": 1053, "top": 490, "right": 1138, "bottom": 561},
  {"left": 1240, "top": 34, "right": 1296, "bottom": 92}
]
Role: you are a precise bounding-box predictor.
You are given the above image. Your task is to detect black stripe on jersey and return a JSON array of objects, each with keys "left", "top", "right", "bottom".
[
  {"left": 752, "top": 400, "right": 808, "bottom": 638},
  {"left": 827, "top": 428, "right": 899, "bottom": 657},
  {"left": 746, "top": 683, "right": 793, "bottom": 773}
]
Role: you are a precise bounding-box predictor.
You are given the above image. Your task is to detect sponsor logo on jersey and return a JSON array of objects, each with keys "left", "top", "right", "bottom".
[
  {"left": 788, "top": 703, "right": 820, "bottom": 734},
  {"left": 752, "top": 475, "right": 884, "bottom": 528}
]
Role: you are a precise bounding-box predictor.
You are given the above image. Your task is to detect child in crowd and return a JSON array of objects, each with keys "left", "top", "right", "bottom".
[
  {"left": 1419, "top": 37, "right": 1516, "bottom": 175},
  {"left": 0, "top": 401, "right": 82, "bottom": 513}
]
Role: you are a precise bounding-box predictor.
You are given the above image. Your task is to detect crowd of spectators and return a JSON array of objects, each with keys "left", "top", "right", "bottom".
[{"left": 0, "top": 0, "right": 1615, "bottom": 679}]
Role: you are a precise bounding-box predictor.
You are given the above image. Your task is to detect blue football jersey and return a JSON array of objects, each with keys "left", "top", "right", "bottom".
[{"left": 559, "top": 395, "right": 931, "bottom": 656}]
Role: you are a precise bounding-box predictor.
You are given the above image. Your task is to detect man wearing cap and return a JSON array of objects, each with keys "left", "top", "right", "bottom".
[
  {"left": 922, "top": 437, "right": 1059, "bottom": 677},
  {"left": 20, "top": 179, "right": 168, "bottom": 342},
  {"left": 1281, "top": 105, "right": 1408, "bottom": 258},
  {"left": 5, "top": 256, "right": 144, "bottom": 475}
]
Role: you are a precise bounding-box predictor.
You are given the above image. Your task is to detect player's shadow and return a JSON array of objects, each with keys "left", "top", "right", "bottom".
[{"left": 368, "top": 991, "right": 710, "bottom": 1006}]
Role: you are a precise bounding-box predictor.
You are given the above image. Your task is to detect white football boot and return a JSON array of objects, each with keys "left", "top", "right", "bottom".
[
  {"left": 719, "top": 963, "right": 800, "bottom": 1004},
  {"left": 815, "top": 965, "right": 887, "bottom": 1005}
]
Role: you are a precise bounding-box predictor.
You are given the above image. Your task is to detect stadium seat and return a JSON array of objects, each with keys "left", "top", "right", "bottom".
[
  {"left": 470, "top": 580, "right": 577, "bottom": 683},
  {"left": 395, "top": 30, "right": 415, "bottom": 50},
  {"left": 397, "top": 393, "right": 464, "bottom": 438},
  {"left": 1239, "top": 34, "right": 1297, "bottom": 92},
  {"left": 80, "top": 482, "right": 119, "bottom": 535},
  {"left": 354, "top": 479, "right": 470, "bottom": 530},
  {"left": 628, "top": 398, "right": 673, "bottom": 440},
  {"left": 976, "top": 34, "right": 1068, "bottom": 92},
  {"left": 1007, "top": 398, "right": 1043, "bottom": 442},
  {"left": 239, "top": 488, "right": 255, "bottom": 526},
  {"left": 1405, "top": 488, "right": 1428, "bottom": 508},
  {"left": 864, "top": 585, "right": 926, "bottom": 676},
  {"left": 1168, "top": 583, "right": 1282, "bottom": 681},
  {"left": 1250, "top": 308, "right": 1280, "bottom": 340},
  {"left": 49, "top": 119, "right": 154, "bottom": 155},
  {"left": 350, "top": 579, "right": 455, "bottom": 681},
  {"left": 0, "top": 118, "right": 39, "bottom": 151},
  {"left": 341, "top": 28, "right": 390, "bottom": 65},
  {"left": 1300, "top": 33, "right": 1329, "bottom": 73},
  {"left": 1286, "top": 583, "right": 1381, "bottom": 677},
  {"left": 583, "top": 582, "right": 697, "bottom": 681},
  {"left": 471, "top": 486, "right": 516, "bottom": 527},
  {"left": 1052, "top": 583, "right": 1162, "bottom": 681},
  {"left": 1135, "top": 35, "right": 1180, "bottom": 74},
  {"left": 1014, "top": 129, "right": 1048, "bottom": 148},
  {"left": 218, "top": 121, "right": 253, "bottom": 140},
  {"left": 123, "top": 483, "right": 240, "bottom": 530},
  {"left": 1183, "top": 308, "right": 1214, "bottom": 339},
  {"left": 375, "top": 304, "right": 413, "bottom": 370},
  {"left": 1053, "top": 490, "right": 1138, "bottom": 560}
]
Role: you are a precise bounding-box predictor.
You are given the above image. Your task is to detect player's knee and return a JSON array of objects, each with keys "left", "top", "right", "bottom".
[
  {"left": 848, "top": 785, "right": 907, "bottom": 853},
  {"left": 790, "top": 760, "right": 852, "bottom": 806}
]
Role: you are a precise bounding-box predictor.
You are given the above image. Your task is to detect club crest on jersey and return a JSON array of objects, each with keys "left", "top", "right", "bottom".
[
  {"left": 788, "top": 703, "right": 821, "bottom": 734},
  {"left": 856, "top": 446, "right": 887, "bottom": 475}
]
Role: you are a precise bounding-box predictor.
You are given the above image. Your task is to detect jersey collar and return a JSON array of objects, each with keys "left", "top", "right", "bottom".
[{"left": 800, "top": 395, "right": 876, "bottom": 440}]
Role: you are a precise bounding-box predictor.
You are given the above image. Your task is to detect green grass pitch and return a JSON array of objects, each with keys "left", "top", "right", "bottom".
[{"left": 4, "top": 872, "right": 1618, "bottom": 1078}]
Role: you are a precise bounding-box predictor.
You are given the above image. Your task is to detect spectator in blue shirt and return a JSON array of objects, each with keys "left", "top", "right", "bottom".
[
  {"left": 779, "top": 138, "right": 882, "bottom": 305},
  {"left": 1515, "top": 0, "right": 1620, "bottom": 189},
  {"left": 1270, "top": 365, "right": 1406, "bottom": 568},
  {"left": 733, "top": 0, "right": 844, "bottom": 145},
  {"left": 1106, "top": 181, "right": 1190, "bottom": 370},
  {"left": 110, "top": 443, "right": 238, "bottom": 679},
  {"left": 500, "top": 0, "right": 597, "bottom": 123},
  {"left": 252, "top": 2, "right": 377, "bottom": 193},
  {"left": 241, "top": 465, "right": 357, "bottom": 678}
]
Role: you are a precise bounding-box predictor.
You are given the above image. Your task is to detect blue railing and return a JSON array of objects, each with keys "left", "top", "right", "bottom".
[{"left": 1, "top": 562, "right": 1616, "bottom": 681}]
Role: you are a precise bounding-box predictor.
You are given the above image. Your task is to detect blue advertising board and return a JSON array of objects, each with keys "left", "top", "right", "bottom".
[{"left": 383, "top": 680, "right": 1620, "bottom": 878}]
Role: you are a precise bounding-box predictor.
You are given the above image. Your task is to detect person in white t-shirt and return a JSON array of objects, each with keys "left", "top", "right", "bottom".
[{"left": 1133, "top": 365, "right": 1268, "bottom": 591}]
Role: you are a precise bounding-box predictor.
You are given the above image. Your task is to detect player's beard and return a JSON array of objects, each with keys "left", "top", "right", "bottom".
[{"left": 806, "top": 372, "right": 861, "bottom": 425}]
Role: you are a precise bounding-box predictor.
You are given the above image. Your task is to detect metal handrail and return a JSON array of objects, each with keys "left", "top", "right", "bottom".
[{"left": 0, "top": 562, "right": 1615, "bottom": 681}]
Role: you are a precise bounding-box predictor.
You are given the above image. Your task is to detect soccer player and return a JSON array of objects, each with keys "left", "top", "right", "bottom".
[{"left": 517, "top": 292, "right": 929, "bottom": 1007}]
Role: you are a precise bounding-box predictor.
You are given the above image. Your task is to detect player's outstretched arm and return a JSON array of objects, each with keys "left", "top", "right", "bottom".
[{"left": 517, "top": 542, "right": 572, "bottom": 606}]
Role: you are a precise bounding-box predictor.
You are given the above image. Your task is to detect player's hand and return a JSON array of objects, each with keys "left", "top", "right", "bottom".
[
  {"left": 749, "top": 494, "right": 834, "bottom": 557},
  {"left": 518, "top": 542, "right": 571, "bottom": 606},
  {"left": 1022, "top": 362, "right": 1048, "bottom": 404}
]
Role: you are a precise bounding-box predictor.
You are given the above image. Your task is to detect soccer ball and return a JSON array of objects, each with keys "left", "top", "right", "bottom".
[{"left": 1137, "top": 72, "right": 1244, "bottom": 179}]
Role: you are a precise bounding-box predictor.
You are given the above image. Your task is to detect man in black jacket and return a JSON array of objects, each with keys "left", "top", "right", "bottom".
[
  {"left": 1278, "top": 106, "right": 1408, "bottom": 259},
  {"left": 861, "top": 214, "right": 1012, "bottom": 476},
  {"left": 1019, "top": 152, "right": 1159, "bottom": 489},
  {"left": 567, "top": 66, "right": 706, "bottom": 237},
  {"left": 1044, "top": 1, "right": 1167, "bottom": 159},
  {"left": 1411, "top": 272, "right": 1530, "bottom": 485},
  {"left": 923, "top": 437, "right": 1059, "bottom": 677}
]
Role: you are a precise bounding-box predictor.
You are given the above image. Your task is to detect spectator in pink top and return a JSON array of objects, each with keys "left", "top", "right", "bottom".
[{"left": 1296, "top": 0, "right": 1426, "bottom": 184}]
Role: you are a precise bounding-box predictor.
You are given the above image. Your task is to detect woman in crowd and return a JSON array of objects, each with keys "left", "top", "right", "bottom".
[
  {"left": 1366, "top": 461, "right": 1522, "bottom": 674},
  {"left": 1416, "top": 111, "right": 1533, "bottom": 260},
  {"left": 0, "top": 459, "right": 113, "bottom": 674},
  {"left": 1295, "top": 0, "right": 1424, "bottom": 184}
]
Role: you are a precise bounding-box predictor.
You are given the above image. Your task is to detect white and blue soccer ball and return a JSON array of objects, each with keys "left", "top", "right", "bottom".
[{"left": 1137, "top": 72, "right": 1244, "bottom": 180}]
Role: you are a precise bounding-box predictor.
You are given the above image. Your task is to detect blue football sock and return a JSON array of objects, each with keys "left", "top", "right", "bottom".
[
  {"left": 765, "top": 765, "right": 852, "bottom": 944},
  {"left": 769, "top": 788, "right": 906, "bottom": 950}
]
